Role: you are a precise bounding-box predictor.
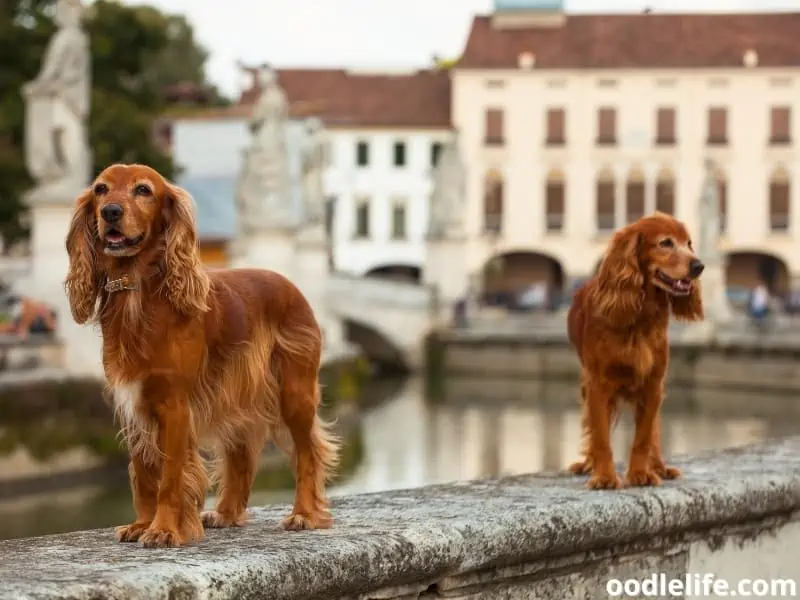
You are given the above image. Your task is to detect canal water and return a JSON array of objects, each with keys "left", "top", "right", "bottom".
[{"left": 1, "top": 375, "right": 798, "bottom": 540}]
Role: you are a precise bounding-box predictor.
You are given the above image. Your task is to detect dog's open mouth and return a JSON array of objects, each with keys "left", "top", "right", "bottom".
[
  {"left": 656, "top": 270, "right": 693, "bottom": 296},
  {"left": 104, "top": 229, "right": 144, "bottom": 251}
]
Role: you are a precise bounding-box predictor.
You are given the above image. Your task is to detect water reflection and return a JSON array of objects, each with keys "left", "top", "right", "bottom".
[
  {"left": 2, "top": 375, "right": 798, "bottom": 540},
  {"left": 335, "top": 377, "right": 800, "bottom": 494}
]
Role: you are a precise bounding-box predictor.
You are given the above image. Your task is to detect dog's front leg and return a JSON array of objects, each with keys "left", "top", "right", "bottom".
[
  {"left": 626, "top": 378, "right": 664, "bottom": 486},
  {"left": 115, "top": 453, "right": 159, "bottom": 543},
  {"left": 585, "top": 380, "right": 622, "bottom": 489},
  {"left": 139, "top": 383, "right": 200, "bottom": 548}
]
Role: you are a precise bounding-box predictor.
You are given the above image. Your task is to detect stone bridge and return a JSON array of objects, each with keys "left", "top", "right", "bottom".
[
  {"left": 2, "top": 437, "right": 799, "bottom": 599},
  {"left": 326, "top": 273, "right": 438, "bottom": 369}
]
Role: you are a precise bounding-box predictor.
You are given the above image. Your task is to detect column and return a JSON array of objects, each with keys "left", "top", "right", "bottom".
[
  {"left": 644, "top": 166, "right": 656, "bottom": 216},
  {"left": 614, "top": 166, "right": 626, "bottom": 229}
]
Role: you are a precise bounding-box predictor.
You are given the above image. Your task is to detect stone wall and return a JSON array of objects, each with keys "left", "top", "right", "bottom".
[
  {"left": 430, "top": 331, "right": 800, "bottom": 393},
  {"left": 2, "top": 438, "right": 799, "bottom": 599}
]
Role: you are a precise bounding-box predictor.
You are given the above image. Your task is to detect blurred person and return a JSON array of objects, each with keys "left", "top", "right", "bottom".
[
  {"left": 748, "top": 282, "right": 770, "bottom": 331},
  {"left": 0, "top": 282, "right": 58, "bottom": 339}
]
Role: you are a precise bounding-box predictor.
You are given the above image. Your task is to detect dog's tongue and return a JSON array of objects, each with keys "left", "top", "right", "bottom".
[{"left": 106, "top": 232, "right": 125, "bottom": 243}]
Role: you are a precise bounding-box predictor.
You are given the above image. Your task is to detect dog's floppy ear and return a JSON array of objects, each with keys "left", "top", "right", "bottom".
[
  {"left": 593, "top": 224, "right": 644, "bottom": 325},
  {"left": 65, "top": 187, "right": 101, "bottom": 323},
  {"left": 161, "top": 183, "right": 210, "bottom": 316}
]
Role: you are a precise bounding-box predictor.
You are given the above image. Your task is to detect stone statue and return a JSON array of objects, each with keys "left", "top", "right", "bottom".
[
  {"left": 698, "top": 159, "right": 722, "bottom": 266},
  {"left": 234, "top": 64, "right": 292, "bottom": 236},
  {"left": 428, "top": 131, "right": 466, "bottom": 239},
  {"left": 300, "top": 117, "right": 326, "bottom": 226},
  {"left": 23, "top": 0, "right": 91, "bottom": 205}
]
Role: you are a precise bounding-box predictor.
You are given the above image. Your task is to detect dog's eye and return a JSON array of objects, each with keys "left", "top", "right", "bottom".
[
  {"left": 94, "top": 183, "right": 108, "bottom": 195},
  {"left": 135, "top": 184, "right": 152, "bottom": 196},
  {"left": 659, "top": 238, "right": 675, "bottom": 248}
]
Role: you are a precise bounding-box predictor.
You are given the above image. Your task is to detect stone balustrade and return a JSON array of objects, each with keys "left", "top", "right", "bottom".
[{"left": 2, "top": 437, "right": 799, "bottom": 599}]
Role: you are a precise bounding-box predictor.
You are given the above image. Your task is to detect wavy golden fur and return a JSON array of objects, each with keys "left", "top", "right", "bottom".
[
  {"left": 567, "top": 213, "right": 704, "bottom": 490},
  {"left": 65, "top": 163, "right": 339, "bottom": 548}
]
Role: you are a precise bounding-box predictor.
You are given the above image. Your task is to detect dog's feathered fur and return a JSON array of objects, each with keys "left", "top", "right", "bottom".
[
  {"left": 567, "top": 213, "right": 704, "bottom": 489},
  {"left": 65, "top": 163, "right": 339, "bottom": 547}
]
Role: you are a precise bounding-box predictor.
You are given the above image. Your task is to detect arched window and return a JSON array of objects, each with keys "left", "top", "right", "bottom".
[
  {"left": 545, "top": 168, "right": 565, "bottom": 232},
  {"left": 625, "top": 166, "right": 645, "bottom": 223},
  {"left": 655, "top": 167, "right": 675, "bottom": 215},
  {"left": 483, "top": 169, "right": 504, "bottom": 234},
  {"left": 769, "top": 165, "right": 790, "bottom": 232},
  {"left": 595, "top": 167, "right": 615, "bottom": 232}
]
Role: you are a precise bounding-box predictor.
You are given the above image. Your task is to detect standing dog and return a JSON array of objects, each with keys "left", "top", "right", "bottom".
[
  {"left": 65, "top": 163, "right": 339, "bottom": 547},
  {"left": 567, "top": 213, "right": 704, "bottom": 489}
]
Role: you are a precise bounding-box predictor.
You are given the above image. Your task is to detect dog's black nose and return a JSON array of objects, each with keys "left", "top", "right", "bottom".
[
  {"left": 100, "top": 203, "right": 123, "bottom": 223},
  {"left": 689, "top": 258, "right": 705, "bottom": 279}
]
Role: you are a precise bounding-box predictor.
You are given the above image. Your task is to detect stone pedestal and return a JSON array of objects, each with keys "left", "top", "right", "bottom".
[
  {"left": 294, "top": 224, "right": 341, "bottom": 350},
  {"left": 231, "top": 228, "right": 296, "bottom": 277},
  {"left": 424, "top": 236, "right": 469, "bottom": 326},
  {"left": 18, "top": 201, "right": 103, "bottom": 378}
]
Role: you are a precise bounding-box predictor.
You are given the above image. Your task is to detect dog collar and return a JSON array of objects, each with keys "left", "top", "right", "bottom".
[{"left": 104, "top": 275, "right": 138, "bottom": 293}]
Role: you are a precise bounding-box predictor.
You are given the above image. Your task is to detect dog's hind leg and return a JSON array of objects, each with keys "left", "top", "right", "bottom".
[{"left": 201, "top": 425, "right": 266, "bottom": 529}]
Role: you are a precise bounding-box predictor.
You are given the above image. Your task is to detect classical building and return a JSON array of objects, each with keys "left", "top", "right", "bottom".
[
  {"left": 452, "top": 0, "right": 800, "bottom": 299},
  {"left": 168, "top": 68, "right": 452, "bottom": 280}
]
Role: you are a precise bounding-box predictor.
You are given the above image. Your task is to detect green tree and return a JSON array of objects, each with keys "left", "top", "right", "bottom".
[{"left": 0, "top": 0, "right": 220, "bottom": 250}]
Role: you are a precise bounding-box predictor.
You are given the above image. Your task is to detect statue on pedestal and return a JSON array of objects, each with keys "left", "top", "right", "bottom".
[
  {"left": 300, "top": 117, "right": 326, "bottom": 227},
  {"left": 233, "top": 64, "right": 293, "bottom": 241},
  {"left": 22, "top": 0, "right": 91, "bottom": 205},
  {"left": 428, "top": 131, "right": 466, "bottom": 240}
]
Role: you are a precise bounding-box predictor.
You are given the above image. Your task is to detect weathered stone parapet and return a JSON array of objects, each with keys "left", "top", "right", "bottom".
[{"left": 2, "top": 438, "right": 800, "bottom": 599}]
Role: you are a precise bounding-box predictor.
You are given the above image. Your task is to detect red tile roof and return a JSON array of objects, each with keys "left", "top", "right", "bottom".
[
  {"left": 236, "top": 68, "right": 452, "bottom": 129},
  {"left": 458, "top": 12, "right": 800, "bottom": 69}
]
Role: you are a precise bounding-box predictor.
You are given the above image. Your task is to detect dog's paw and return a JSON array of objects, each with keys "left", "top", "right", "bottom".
[
  {"left": 115, "top": 522, "right": 150, "bottom": 543},
  {"left": 281, "top": 511, "right": 333, "bottom": 531},
  {"left": 626, "top": 468, "right": 663, "bottom": 487},
  {"left": 587, "top": 471, "right": 623, "bottom": 490},
  {"left": 651, "top": 462, "right": 681, "bottom": 480},
  {"left": 568, "top": 459, "right": 592, "bottom": 475},
  {"left": 139, "top": 526, "right": 183, "bottom": 548},
  {"left": 201, "top": 510, "right": 245, "bottom": 529}
]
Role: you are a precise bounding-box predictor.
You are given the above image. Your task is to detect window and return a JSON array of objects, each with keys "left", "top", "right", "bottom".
[
  {"left": 391, "top": 201, "right": 407, "bottom": 239},
  {"left": 430, "top": 142, "right": 443, "bottom": 167},
  {"left": 546, "top": 108, "right": 565, "bottom": 146},
  {"left": 354, "top": 197, "right": 370, "bottom": 238},
  {"left": 707, "top": 107, "right": 727, "bottom": 145},
  {"left": 393, "top": 141, "right": 406, "bottom": 167},
  {"left": 545, "top": 169, "right": 565, "bottom": 232},
  {"left": 596, "top": 168, "right": 615, "bottom": 231},
  {"left": 626, "top": 168, "right": 645, "bottom": 223},
  {"left": 770, "top": 107, "right": 791, "bottom": 145},
  {"left": 656, "top": 107, "right": 676, "bottom": 145},
  {"left": 769, "top": 166, "right": 790, "bottom": 232},
  {"left": 485, "top": 108, "right": 504, "bottom": 145},
  {"left": 655, "top": 169, "right": 675, "bottom": 215},
  {"left": 483, "top": 170, "right": 503, "bottom": 233},
  {"left": 597, "top": 107, "right": 616, "bottom": 145},
  {"left": 356, "top": 141, "right": 369, "bottom": 166}
]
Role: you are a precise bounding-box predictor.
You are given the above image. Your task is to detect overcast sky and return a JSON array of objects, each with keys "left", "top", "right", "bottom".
[{"left": 130, "top": 0, "right": 800, "bottom": 98}]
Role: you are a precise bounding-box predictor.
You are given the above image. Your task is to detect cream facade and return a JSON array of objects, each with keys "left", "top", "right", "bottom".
[{"left": 451, "top": 66, "right": 800, "bottom": 294}]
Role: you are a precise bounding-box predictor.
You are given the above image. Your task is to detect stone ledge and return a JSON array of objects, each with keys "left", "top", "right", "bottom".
[{"left": 2, "top": 438, "right": 800, "bottom": 600}]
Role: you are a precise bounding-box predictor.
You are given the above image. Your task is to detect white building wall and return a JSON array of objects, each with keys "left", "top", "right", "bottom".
[
  {"left": 452, "top": 67, "right": 800, "bottom": 282},
  {"left": 325, "top": 129, "right": 451, "bottom": 277}
]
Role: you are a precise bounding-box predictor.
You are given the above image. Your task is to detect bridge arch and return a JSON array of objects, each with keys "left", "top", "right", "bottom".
[
  {"left": 364, "top": 264, "right": 421, "bottom": 284},
  {"left": 481, "top": 250, "right": 565, "bottom": 308},
  {"left": 726, "top": 251, "right": 790, "bottom": 296},
  {"left": 342, "top": 319, "right": 411, "bottom": 374}
]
